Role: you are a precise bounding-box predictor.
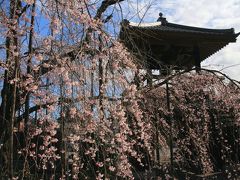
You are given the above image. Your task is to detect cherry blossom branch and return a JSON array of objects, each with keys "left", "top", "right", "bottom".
[
  {"left": 144, "top": 67, "right": 240, "bottom": 92},
  {"left": 200, "top": 68, "right": 240, "bottom": 88}
]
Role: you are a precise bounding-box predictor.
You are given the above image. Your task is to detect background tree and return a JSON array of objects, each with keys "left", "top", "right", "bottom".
[{"left": 143, "top": 70, "right": 240, "bottom": 179}]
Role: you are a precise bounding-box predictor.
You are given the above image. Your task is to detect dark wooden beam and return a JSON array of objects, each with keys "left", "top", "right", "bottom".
[{"left": 193, "top": 45, "right": 201, "bottom": 72}]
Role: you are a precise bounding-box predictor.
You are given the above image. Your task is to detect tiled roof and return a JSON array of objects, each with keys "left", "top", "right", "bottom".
[
  {"left": 119, "top": 19, "right": 239, "bottom": 70},
  {"left": 127, "top": 21, "right": 235, "bottom": 35}
]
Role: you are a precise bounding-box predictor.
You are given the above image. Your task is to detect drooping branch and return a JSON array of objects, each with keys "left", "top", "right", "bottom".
[
  {"left": 144, "top": 67, "right": 240, "bottom": 92},
  {"left": 16, "top": 95, "right": 123, "bottom": 123},
  {"left": 201, "top": 68, "right": 240, "bottom": 88},
  {"left": 17, "top": 4, "right": 31, "bottom": 17},
  {"left": 25, "top": 0, "right": 36, "bottom": 125}
]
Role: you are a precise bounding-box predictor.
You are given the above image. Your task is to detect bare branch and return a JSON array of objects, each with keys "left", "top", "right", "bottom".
[{"left": 95, "top": 0, "right": 124, "bottom": 19}]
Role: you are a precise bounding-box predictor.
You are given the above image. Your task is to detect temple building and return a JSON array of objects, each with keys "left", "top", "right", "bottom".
[
  {"left": 119, "top": 14, "right": 240, "bottom": 178},
  {"left": 120, "top": 13, "right": 239, "bottom": 75}
]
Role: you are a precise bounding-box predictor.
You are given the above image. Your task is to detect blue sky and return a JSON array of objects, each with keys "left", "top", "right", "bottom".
[{"left": 120, "top": 0, "right": 240, "bottom": 80}]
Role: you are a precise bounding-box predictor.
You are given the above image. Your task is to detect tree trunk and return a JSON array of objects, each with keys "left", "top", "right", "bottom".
[{"left": 0, "top": 0, "right": 20, "bottom": 178}]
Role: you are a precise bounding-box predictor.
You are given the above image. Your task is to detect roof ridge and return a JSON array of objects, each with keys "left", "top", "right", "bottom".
[{"left": 165, "top": 22, "right": 234, "bottom": 34}]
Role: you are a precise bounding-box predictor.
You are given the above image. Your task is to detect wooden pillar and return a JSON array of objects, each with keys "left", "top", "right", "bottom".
[
  {"left": 147, "top": 69, "right": 153, "bottom": 87},
  {"left": 166, "top": 81, "right": 174, "bottom": 179},
  {"left": 193, "top": 45, "right": 201, "bottom": 72}
]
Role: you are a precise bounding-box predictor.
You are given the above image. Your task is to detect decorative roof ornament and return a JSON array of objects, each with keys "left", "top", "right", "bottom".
[{"left": 157, "top": 12, "right": 168, "bottom": 25}]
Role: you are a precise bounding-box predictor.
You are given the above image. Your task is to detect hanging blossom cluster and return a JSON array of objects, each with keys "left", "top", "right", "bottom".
[
  {"left": 143, "top": 71, "right": 240, "bottom": 177},
  {"left": 0, "top": 0, "right": 153, "bottom": 179}
]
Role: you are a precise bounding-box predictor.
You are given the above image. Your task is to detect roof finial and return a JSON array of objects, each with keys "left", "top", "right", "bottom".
[
  {"left": 157, "top": 12, "right": 167, "bottom": 25},
  {"left": 159, "top": 12, "right": 163, "bottom": 18}
]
